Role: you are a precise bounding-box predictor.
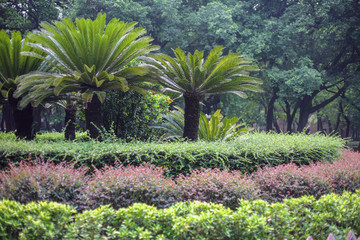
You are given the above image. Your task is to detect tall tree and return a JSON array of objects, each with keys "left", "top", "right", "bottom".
[
  {"left": 233, "top": 0, "right": 360, "bottom": 132},
  {"left": 0, "top": 0, "right": 72, "bottom": 33},
  {"left": 143, "top": 46, "right": 262, "bottom": 140},
  {"left": 16, "top": 13, "right": 159, "bottom": 139}
]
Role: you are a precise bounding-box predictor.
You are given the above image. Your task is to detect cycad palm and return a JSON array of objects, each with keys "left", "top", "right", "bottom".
[
  {"left": 142, "top": 46, "right": 262, "bottom": 140},
  {"left": 0, "top": 30, "right": 44, "bottom": 139},
  {"left": 16, "top": 13, "right": 159, "bottom": 139}
]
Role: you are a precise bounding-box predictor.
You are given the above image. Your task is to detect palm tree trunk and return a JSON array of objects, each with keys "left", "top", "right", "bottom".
[
  {"left": 1, "top": 102, "right": 15, "bottom": 132},
  {"left": 65, "top": 103, "right": 77, "bottom": 141},
  {"left": 9, "top": 96, "right": 34, "bottom": 140},
  {"left": 183, "top": 93, "right": 203, "bottom": 141},
  {"left": 85, "top": 95, "right": 103, "bottom": 140}
]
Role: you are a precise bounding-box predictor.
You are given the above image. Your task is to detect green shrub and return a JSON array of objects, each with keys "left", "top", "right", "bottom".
[
  {"left": 102, "top": 90, "right": 171, "bottom": 141},
  {"left": 0, "top": 132, "right": 345, "bottom": 175},
  {"left": 1, "top": 191, "right": 360, "bottom": 239},
  {"left": 0, "top": 200, "right": 75, "bottom": 240},
  {"left": 35, "top": 131, "right": 89, "bottom": 142}
]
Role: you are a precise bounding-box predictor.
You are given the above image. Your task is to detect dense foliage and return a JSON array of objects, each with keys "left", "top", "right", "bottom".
[
  {"left": 0, "top": 132, "right": 345, "bottom": 175},
  {"left": 1, "top": 150, "right": 359, "bottom": 210},
  {"left": 102, "top": 90, "right": 171, "bottom": 141},
  {"left": 1, "top": 190, "right": 360, "bottom": 239}
]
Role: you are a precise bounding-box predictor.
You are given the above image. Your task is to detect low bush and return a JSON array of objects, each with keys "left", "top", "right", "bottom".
[
  {"left": 35, "top": 131, "right": 90, "bottom": 142},
  {"left": 0, "top": 160, "right": 87, "bottom": 207},
  {"left": 254, "top": 149, "right": 360, "bottom": 202},
  {"left": 81, "top": 163, "right": 177, "bottom": 209},
  {"left": 0, "top": 132, "right": 345, "bottom": 175},
  {"left": 0, "top": 200, "right": 75, "bottom": 240},
  {"left": 1, "top": 191, "right": 360, "bottom": 239},
  {"left": 1, "top": 150, "right": 359, "bottom": 209},
  {"left": 176, "top": 168, "right": 259, "bottom": 208}
]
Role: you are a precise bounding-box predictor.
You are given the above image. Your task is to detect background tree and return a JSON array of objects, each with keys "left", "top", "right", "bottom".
[
  {"left": 0, "top": 0, "right": 72, "bottom": 33},
  {"left": 143, "top": 46, "right": 262, "bottom": 140}
]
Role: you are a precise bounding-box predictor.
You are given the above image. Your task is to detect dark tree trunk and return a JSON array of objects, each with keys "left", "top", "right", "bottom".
[
  {"left": 65, "top": 103, "right": 77, "bottom": 141},
  {"left": 1, "top": 102, "right": 15, "bottom": 132},
  {"left": 273, "top": 117, "right": 281, "bottom": 133},
  {"left": 9, "top": 96, "right": 34, "bottom": 140},
  {"left": 266, "top": 87, "right": 279, "bottom": 131},
  {"left": 183, "top": 93, "right": 203, "bottom": 141},
  {"left": 202, "top": 95, "right": 220, "bottom": 115},
  {"left": 85, "top": 95, "right": 103, "bottom": 140},
  {"left": 297, "top": 95, "right": 312, "bottom": 132},
  {"left": 339, "top": 102, "right": 351, "bottom": 137},
  {"left": 344, "top": 115, "right": 351, "bottom": 138},
  {"left": 334, "top": 113, "right": 341, "bottom": 133},
  {"left": 284, "top": 101, "right": 299, "bottom": 133},
  {"left": 32, "top": 106, "right": 42, "bottom": 134}
]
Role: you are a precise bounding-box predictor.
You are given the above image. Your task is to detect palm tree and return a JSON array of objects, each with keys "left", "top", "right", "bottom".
[
  {"left": 17, "top": 13, "right": 159, "bottom": 139},
  {"left": 0, "top": 30, "right": 44, "bottom": 140},
  {"left": 15, "top": 59, "right": 81, "bottom": 141},
  {"left": 142, "top": 46, "right": 262, "bottom": 140}
]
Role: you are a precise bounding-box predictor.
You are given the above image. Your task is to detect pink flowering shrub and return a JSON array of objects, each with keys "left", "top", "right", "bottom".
[
  {"left": 0, "top": 160, "right": 87, "bottom": 206},
  {"left": 176, "top": 168, "right": 259, "bottom": 209},
  {"left": 1, "top": 150, "right": 359, "bottom": 208},
  {"left": 253, "top": 150, "right": 360, "bottom": 202},
  {"left": 252, "top": 163, "right": 331, "bottom": 202},
  {"left": 312, "top": 150, "right": 360, "bottom": 194},
  {"left": 81, "top": 163, "right": 177, "bottom": 209}
]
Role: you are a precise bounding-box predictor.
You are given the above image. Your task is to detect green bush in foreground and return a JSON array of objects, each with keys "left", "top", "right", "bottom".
[
  {"left": 1, "top": 191, "right": 359, "bottom": 239},
  {"left": 0, "top": 132, "right": 345, "bottom": 175}
]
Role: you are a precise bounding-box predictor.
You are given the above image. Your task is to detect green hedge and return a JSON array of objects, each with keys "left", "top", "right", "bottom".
[
  {"left": 0, "top": 132, "right": 345, "bottom": 175},
  {"left": 1, "top": 191, "right": 359, "bottom": 239}
]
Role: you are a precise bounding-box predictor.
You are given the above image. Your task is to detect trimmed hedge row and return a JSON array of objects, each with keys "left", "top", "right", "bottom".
[
  {"left": 0, "top": 132, "right": 345, "bottom": 175},
  {"left": 1, "top": 150, "right": 359, "bottom": 210},
  {"left": 1, "top": 191, "right": 360, "bottom": 240}
]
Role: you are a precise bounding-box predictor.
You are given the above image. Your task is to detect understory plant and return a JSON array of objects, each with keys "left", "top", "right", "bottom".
[{"left": 157, "top": 107, "right": 251, "bottom": 141}]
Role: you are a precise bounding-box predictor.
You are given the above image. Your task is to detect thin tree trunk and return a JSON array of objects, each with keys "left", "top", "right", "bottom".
[
  {"left": 284, "top": 100, "right": 299, "bottom": 133},
  {"left": 266, "top": 87, "right": 279, "bottom": 132},
  {"left": 339, "top": 102, "right": 351, "bottom": 138},
  {"left": 85, "top": 95, "right": 103, "bottom": 140},
  {"left": 317, "top": 116, "right": 323, "bottom": 132},
  {"left": 65, "top": 103, "right": 77, "bottom": 141},
  {"left": 297, "top": 95, "right": 312, "bottom": 132},
  {"left": 32, "top": 106, "right": 42, "bottom": 134},
  {"left": 9, "top": 96, "right": 34, "bottom": 140},
  {"left": 183, "top": 93, "right": 203, "bottom": 141},
  {"left": 273, "top": 117, "right": 281, "bottom": 133},
  {"left": 334, "top": 113, "right": 341, "bottom": 133}
]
